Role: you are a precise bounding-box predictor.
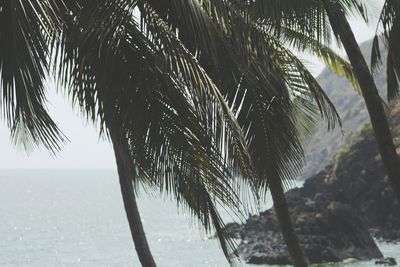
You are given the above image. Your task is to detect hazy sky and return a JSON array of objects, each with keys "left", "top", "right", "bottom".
[
  {"left": 0, "top": 5, "right": 384, "bottom": 169},
  {"left": 0, "top": 79, "right": 116, "bottom": 169}
]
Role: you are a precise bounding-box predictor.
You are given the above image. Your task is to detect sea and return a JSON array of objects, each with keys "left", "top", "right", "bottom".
[{"left": 0, "top": 169, "right": 398, "bottom": 267}]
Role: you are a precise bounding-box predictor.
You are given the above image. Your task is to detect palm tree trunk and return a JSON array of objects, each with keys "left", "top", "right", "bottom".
[
  {"left": 111, "top": 132, "right": 157, "bottom": 267},
  {"left": 323, "top": 0, "right": 400, "bottom": 202},
  {"left": 269, "top": 177, "right": 308, "bottom": 267}
]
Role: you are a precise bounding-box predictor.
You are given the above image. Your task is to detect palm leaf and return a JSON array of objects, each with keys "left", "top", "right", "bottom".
[
  {"left": 276, "top": 26, "right": 359, "bottom": 90},
  {"left": 0, "top": 0, "right": 66, "bottom": 152}
]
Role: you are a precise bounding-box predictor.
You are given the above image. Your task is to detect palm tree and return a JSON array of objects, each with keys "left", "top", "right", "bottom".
[
  {"left": 123, "top": 2, "right": 343, "bottom": 266},
  {"left": 372, "top": 0, "right": 400, "bottom": 102},
  {"left": 1, "top": 1, "right": 254, "bottom": 266},
  {"left": 248, "top": 0, "right": 400, "bottom": 263},
  {"left": 1, "top": 1, "right": 342, "bottom": 267},
  {"left": 323, "top": 0, "right": 400, "bottom": 201},
  {"left": 249, "top": 0, "right": 400, "bottom": 207}
]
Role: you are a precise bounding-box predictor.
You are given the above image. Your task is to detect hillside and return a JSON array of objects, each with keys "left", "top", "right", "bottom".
[{"left": 301, "top": 38, "right": 389, "bottom": 179}]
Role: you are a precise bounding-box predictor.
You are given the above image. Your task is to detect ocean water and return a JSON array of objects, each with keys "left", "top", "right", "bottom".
[{"left": 0, "top": 169, "right": 398, "bottom": 267}]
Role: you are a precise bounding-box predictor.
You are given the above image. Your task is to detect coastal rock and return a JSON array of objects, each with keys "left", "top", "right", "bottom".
[
  {"left": 234, "top": 192, "right": 382, "bottom": 265},
  {"left": 375, "top": 257, "right": 397, "bottom": 266},
  {"left": 305, "top": 127, "right": 400, "bottom": 241}
]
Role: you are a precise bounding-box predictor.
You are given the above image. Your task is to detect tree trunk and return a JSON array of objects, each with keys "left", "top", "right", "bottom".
[
  {"left": 111, "top": 132, "right": 157, "bottom": 267},
  {"left": 269, "top": 177, "right": 309, "bottom": 267},
  {"left": 324, "top": 0, "right": 400, "bottom": 202}
]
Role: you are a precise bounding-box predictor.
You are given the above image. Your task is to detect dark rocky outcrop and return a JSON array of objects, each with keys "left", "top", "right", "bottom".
[
  {"left": 228, "top": 190, "right": 383, "bottom": 264},
  {"left": 375, "top": 258, "right": 397, "bottom": 266},
  {"left": 226, "top": 103, "right": 400, "bottom": 265},
  {"left": 304, "top": 108, "right": 400, "bottom": 241}
]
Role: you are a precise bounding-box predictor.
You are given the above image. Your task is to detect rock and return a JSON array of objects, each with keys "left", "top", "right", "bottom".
[
  {"left": 232, "top": 193, "right": 383, "bottom": 265},
  {"left": 300, "top": 106, "right": 400, "bottom": 241},
  {"left": 375, "top": 257, "right": 397, "bottom": 266},
  {"left": 331, "top": 131, "right": 400, "bottom": 241}
]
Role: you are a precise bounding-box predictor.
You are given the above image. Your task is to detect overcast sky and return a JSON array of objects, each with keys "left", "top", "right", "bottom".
[{"left": 0, "top": 5, "right": 384, "bottom": 169}]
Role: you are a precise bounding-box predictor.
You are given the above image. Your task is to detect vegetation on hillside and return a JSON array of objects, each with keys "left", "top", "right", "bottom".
[{"left": 303, "top": 39, "right": 388, "bottom": 179}]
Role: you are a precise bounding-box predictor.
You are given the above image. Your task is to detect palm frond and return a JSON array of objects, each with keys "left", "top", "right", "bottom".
[
  {"left": 0, "top": 1, "right": 65, "bottom": 152},
  {"left": 246, "top": 0, "right": 332, "bottom": 45},
  {"left": 141, "top": 1, "right": 340, "bottom": 193},
  {"left": 244, "top": 0, "right": 367, "bottom": 44},
  {"left": 0, "top": 0, "right": 66, "bottom": 152},
  {"left": 277, "top": 26, "right": 359, "bottom": 90}
]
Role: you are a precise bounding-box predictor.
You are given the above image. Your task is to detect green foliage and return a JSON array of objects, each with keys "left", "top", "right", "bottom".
[
  {"left": 359, "top": 122, "right": 373, "bottom": 137},
  {"left": 337, "top": 147, "right": 350, "bottom": 159}
]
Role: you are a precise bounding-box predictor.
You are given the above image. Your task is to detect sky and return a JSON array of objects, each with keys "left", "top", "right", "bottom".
[
  {"left": 0, "top": 4, "right": 384, "bottom": 169},
  {"left": 0, "top": 79, "right": 116, "bottom": 169}
]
